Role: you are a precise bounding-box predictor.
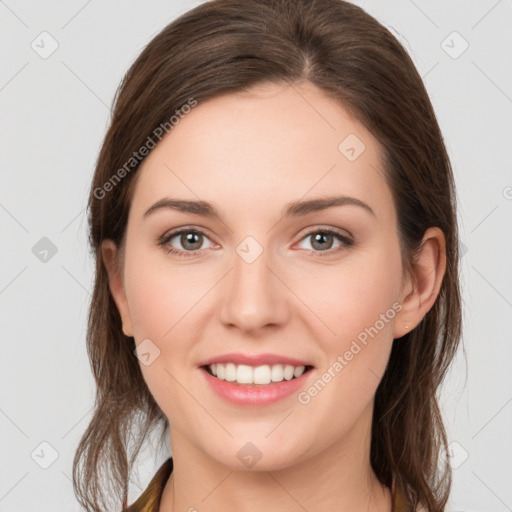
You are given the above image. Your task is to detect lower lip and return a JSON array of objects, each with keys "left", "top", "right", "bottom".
[{"left": 200, "top": 367, "right": 313, "bottom": 406}]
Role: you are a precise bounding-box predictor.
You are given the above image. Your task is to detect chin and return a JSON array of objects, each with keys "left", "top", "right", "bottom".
[{"left": 204, "top": 439, "right": 308, "bottom": 473}]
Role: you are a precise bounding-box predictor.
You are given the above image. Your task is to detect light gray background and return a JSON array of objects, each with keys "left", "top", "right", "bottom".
[{"left": 1, "top": 1, "right": 511, "bottom": 511}]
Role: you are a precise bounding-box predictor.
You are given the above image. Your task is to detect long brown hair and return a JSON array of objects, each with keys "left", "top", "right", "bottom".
[{"left": 73, "top": 0, "right": 462, "bottom": 510}]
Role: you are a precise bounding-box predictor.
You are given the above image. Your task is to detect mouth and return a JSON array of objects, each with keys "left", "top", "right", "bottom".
[{"left": 202, "top": 363, "right": 315, "bottom": 386}]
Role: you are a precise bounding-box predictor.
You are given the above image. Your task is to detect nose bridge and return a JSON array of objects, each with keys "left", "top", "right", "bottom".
[{"left": 219, "top": 235, "right": 287, "bottom": 331}]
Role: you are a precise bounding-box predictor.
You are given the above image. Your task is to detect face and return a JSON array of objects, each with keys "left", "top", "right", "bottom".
[{"left": 105, "top": 81, "right": 415, "bottom": 471}]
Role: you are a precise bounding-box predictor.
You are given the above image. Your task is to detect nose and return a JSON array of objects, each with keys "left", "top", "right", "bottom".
[{"left": 219, "top": 244, "right": 290, "bottom": 334}]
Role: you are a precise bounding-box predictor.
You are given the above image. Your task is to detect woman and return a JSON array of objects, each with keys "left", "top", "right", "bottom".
[{"left": 73, "top": 0, "right": 462, "bottom": 511}]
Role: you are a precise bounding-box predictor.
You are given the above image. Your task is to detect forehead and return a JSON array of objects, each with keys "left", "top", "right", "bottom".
[{"left": 129, "top": 81, "right": 392, "bottom": 222}]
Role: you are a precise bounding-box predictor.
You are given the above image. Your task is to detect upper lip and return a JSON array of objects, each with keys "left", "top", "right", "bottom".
[{"left": 198, "top": 353, "right": 313, "bottom": 368}]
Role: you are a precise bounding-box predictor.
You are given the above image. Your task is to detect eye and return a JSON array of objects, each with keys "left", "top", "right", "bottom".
[
  {"left": 158, "top": 226, "right": 353, "bottom": 258},
  {"left": 158, "top": 227, "right": 214, "bottom": 256},
  {"left": 296, "top": 227, "right": 353, "bottom": 256}
]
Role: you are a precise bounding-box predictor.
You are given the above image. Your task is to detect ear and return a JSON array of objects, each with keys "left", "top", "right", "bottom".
[
  {"left": 101, "top": 239, "right": 134, "bottom": 337},
  {"left": 393, "top": 227, "right": 446, "bottom": 339}
]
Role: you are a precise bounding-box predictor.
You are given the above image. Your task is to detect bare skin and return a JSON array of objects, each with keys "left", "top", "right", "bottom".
[{"left": 102, "top": 80, "right": 446, "bottom": 512}]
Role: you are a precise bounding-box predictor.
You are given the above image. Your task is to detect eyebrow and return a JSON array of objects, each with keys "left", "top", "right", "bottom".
[{"left": 143, "top": 195, "right": 375, "bottom": 220}]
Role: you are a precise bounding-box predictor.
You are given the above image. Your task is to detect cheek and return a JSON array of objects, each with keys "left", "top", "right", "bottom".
[
  {"left": 291, "top": 257, "right": 400, "bottom": 440},
  {"left": 291, "top": 245, "right": 402, "bottom": 347},
  {"left": 122, "top": 247, "right": 204, "bottom": 418},
  {"left": 123, "top": 246, "right": 207, "bottom": 341},
  {"left": 122, "top": 245, "right": 215, "bottom": 400},
  {"left": 288, "top": 240, "right": 402, "bottom": 419}
]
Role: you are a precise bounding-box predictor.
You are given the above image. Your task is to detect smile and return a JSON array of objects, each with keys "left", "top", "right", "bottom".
[
  {"left": 200, "top": 363, "right": 315, "bottom": 406},
  {"left": 205, "top": 363, "right": 313, "bottom": 385}
]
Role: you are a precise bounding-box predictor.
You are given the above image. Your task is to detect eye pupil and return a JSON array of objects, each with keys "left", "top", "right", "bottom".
[
  {"left": 182, "top": 232, "right": 202, "bottom": 250},
  {"left": 312, "top": 232, "right": 333, "bottom": 251}
]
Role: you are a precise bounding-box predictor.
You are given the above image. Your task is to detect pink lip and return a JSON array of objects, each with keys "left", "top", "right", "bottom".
[
  {"left": 198, "top": 352, "right": 312, "bottom": 368},
  {"left": 200, "top": 367, "right": 314, "bottom": 406}
]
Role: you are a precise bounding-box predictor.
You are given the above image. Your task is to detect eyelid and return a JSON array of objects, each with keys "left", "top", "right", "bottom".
[
  {"left": 159, "top": 225, "right": 215, "bottom": 241},
  {"left": 295, "top": 224, "right": 353, "bottom": 243}
]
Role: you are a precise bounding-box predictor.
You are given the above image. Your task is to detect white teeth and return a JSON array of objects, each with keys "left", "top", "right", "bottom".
[
  {"left": 224, "top": 362, "right": 237, "bottom": 382},
  {"left": 253, "top": 365, "right": 271, "bottom": 385},
  {"left": 271, "top": 364, "right": 283, "bottom": 382},
  {"left": 208, "top": 363, "right": 307, "bottom": 384},
  {"left": 283, "top": 365, "right": 295, "bottom": 380},
  {"left": 293, "top": 365, "right": 306, "bottom": 378},
  {"left": 237, "top": 364, "right": 253, "bottom": 384}
]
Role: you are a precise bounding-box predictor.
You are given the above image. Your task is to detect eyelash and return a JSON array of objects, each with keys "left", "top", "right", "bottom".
[{"left": 158, "top": 226, "right": 353, "bottom": 258}]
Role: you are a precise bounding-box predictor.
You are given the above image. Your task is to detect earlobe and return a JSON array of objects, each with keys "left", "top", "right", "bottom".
[
  {"left": 393, "top": 227, "right": 446, "bottom": 339},
  {"left": 101, "top": 240, "right": 134, "bottom": 337}
]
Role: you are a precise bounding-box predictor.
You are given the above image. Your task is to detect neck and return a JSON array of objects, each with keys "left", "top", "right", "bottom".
[{"left": 159, "top": 406, "right": 392, "bottom": 512}]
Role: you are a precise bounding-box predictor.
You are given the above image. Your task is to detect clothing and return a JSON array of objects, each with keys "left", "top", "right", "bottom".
[{"left": 124, "top": 457, "right": 412, "bottom": 512}]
